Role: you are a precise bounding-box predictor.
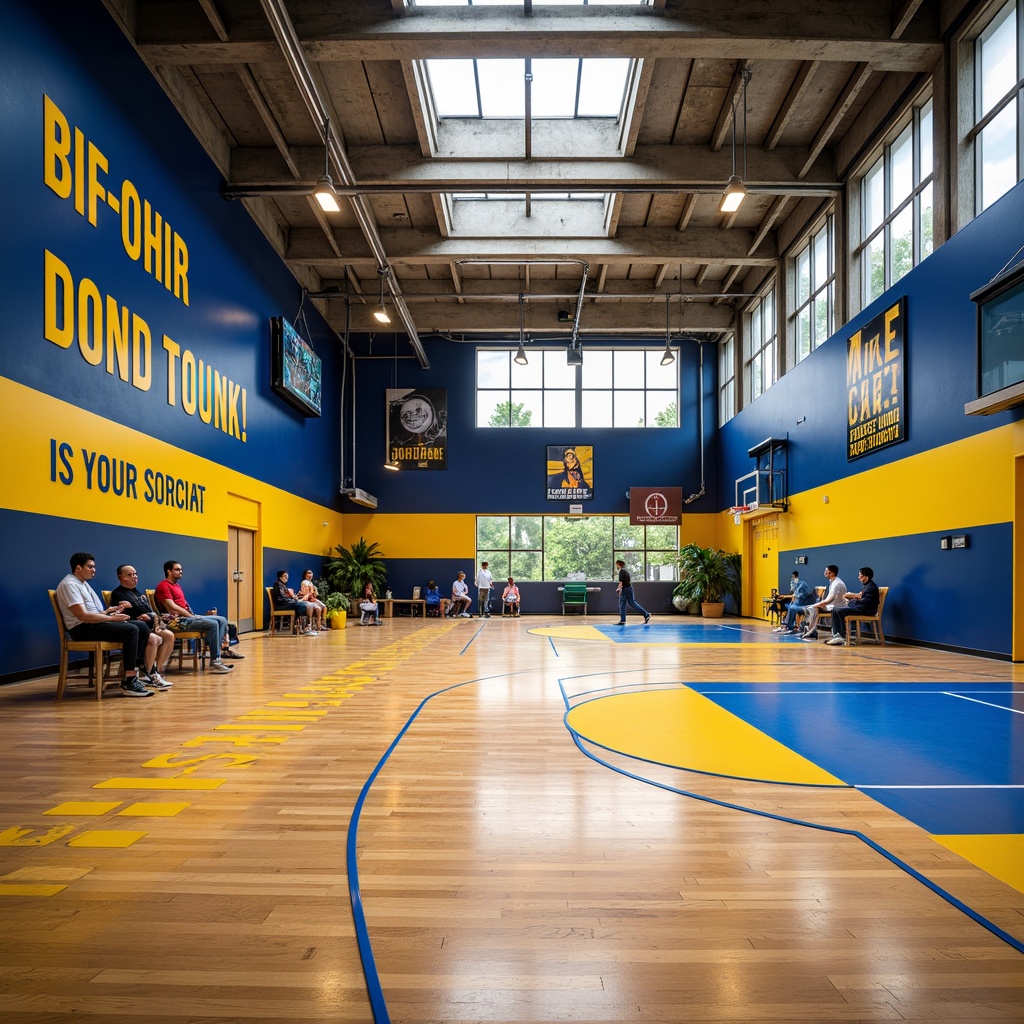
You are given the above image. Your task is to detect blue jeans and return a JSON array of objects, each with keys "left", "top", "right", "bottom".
[
  {"left": 177, "top": 614, "right": 229, "bottom": 654},
  {"left": 782, "top": 603, "right": 813, "bottom": 630},
  {"left": 618, "top": 586, "right": 647, "bottom": 621}
]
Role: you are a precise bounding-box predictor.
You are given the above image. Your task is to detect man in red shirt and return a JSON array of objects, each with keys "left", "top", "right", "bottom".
[{"left": 153, "top": 560, "right": 234, "bottom": 674}]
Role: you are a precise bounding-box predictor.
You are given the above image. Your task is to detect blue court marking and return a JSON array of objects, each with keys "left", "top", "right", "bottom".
[
  {"left": 595, "top": 621, "right": 779, "bottom": 643},
  {"left": 556, "top": 674, "right": 1024, "bottom": 957},
  {"left": 688, "top": 682, "right": 1024, "bottom": 835}
]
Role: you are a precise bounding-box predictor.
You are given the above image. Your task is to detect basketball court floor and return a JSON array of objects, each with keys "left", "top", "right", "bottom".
[{"left": 1, "top": 613, "right": 1022, "bottom": 1023}]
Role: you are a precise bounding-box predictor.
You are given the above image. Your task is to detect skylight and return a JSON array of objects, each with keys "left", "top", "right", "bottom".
[{"left": 426, "top": 58, "right": 631, "bottom": 119}]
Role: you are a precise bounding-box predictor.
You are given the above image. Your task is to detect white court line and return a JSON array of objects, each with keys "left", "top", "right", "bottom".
[
  {"left": 857, "top": 784, "right": 1024, "bottom": 790},
  {"left": 944, "top": 691, "right": 1024, "bottom": 714}
]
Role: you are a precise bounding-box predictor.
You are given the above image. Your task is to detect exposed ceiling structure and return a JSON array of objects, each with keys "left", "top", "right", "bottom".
[{"left": 102, "top": 0, "right": 942, "bottom": 367}]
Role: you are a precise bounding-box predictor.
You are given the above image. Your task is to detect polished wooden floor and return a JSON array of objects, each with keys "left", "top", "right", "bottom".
[{"left": 1, "top": 615, "right": 1023, "bottom": 1024}]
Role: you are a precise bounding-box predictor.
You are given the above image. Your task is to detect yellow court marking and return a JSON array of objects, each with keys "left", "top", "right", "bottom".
[
  {"left": 43, "top": 801, "right": 123, "bottom": 816},
  {"left": 931, "top": 834, "right": 1024, "bottom": 894},
  {"left": 0, "top": 883, "right": 68, "bottom": 897},
  {"left": 68, "top": 830, "right": 147, "bottom": 848},
  {"left": 93, "top": 777, "right": 227, "bottom": 791},
  {"left": 117, "top": 802, "right": 191, "bottom": 817},
  {"left": 567, "top": 687, "right": 845, "bottom": 786},
  {"left": 529, "top": 624, "right": 611, "bottom": 641}
]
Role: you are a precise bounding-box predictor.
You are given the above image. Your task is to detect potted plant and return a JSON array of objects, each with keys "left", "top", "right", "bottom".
[
  {"left": 325, "top": 537, "right": 388, "bottom": 603},
  {"left": 673, "top": 544, "right": 736, "bottom": 618},
  {"left": 324, "top": 591, "right": 350, "bottom": 630}
]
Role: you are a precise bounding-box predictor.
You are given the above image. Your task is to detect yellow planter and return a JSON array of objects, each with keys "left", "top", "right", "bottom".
[{"left": 328, "top": 609, "right": 347, "bottom": 629}]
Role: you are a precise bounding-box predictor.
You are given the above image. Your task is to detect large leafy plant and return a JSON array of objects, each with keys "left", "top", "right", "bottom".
[
  {"left": 325, "top": 537, "right": 388, "bottom": 599},
  {"left": 673, "top": 544, "right": 737, "bottom": 607}
]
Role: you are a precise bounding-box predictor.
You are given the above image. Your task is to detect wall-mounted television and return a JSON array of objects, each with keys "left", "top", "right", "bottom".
[{"left": 271, "top": 316, "right": 322, "bottom": 417}]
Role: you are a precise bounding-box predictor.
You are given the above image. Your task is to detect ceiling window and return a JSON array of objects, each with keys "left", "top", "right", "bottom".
[
  {"left": 858, "top": 98, "right": 934, "bottom": 307},
  {"left": 973, "top": 0, "right": 1023, "bottom": 213}
]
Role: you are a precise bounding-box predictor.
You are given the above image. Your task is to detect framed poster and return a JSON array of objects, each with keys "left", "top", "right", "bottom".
[
  {"left": 847, "top": 297, "right": 906, "bottom": 461},
  {"left": 629, "top": 487, "right": 682, "bottom": 525},
  {"left": 387, "top": 389, "right": 448, "bottom": 469},
  {"left": 546, "top": 445, "right": 593, "bottom": 501}
]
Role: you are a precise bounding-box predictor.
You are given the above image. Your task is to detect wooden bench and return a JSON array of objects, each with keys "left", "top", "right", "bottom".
[
  {"left": 377, "top": 598, "right": 426, "bottom": 618},
  {"left": 266, "top": 586, "right": 300, "bottom": 635}
]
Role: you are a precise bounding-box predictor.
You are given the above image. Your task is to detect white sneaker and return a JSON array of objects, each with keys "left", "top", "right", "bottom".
[
  {"left": 146, "top": 671, "right": 173, "bottom": 689},
  {"left": 460, "top": 612, "right": 470, "bottom": 618},
  {"left": 303, "top": 628, "right": 318, "bottom": 636},
  {"left": 210, "top": 660, "right": 234, "bottom": 673},
  {"left": 825, "top": 635, "right": 846, "bottom": 646}
]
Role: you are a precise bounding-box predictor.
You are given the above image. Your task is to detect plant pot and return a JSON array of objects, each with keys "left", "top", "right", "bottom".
[
  {"left": 671, "top": 595, "right": 690, "bottom": 613},
  {"left": 701, "top": 602, "right": 725, "bottom": 618},
  {"left": 328, "top": 609, "right": 347, "bottom": 629}
]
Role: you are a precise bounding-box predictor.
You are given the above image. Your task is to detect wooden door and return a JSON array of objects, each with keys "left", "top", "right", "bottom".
[
  {"left": 750, "top": 517, "right": 779, "bottom": 620},
  {"left": 228, "top": 526, "right": 255, "bottom": 633}
]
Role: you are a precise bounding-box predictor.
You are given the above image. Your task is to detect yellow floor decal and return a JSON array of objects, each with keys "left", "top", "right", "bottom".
[
  {"left": 931, "top": 833, "right": 1024, "bottom": 893},
  {"left": 567, "top": 687, "right": 844, "bottom": 786},
  {"left": 530, "top": 624, "right": 610, "bottom": 641},
  {"left": 117, "top": 802, "right": 191, "bottom": 817},
  {"left": 43, "top": 801, "right": 123, "bottom": 816}
]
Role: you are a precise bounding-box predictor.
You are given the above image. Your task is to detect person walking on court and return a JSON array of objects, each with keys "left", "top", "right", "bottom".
[{"left": 615, "top": 560, "right": 650, "bottom": 625}]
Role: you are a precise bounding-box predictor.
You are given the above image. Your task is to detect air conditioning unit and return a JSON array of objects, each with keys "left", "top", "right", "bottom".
[{"left": 341, "top": 488, "right": 378, "bottom": 509}]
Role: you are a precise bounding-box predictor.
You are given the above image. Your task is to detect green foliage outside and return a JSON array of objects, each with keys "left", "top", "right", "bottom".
[{"left": 487, "top": 400, "right": 533, "bottom": 427}]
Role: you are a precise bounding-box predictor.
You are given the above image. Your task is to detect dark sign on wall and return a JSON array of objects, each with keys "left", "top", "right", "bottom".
[
  {"left": 546, "top": 445, "right": 593, "bottom": 501},
  {"left": 629, "top": 487, "right": 682, "bottom": 525},
  {"left": 847, "top": 297, "right": 906, "bottom": 461},
  {"left": 387, "top": 389, "right": 448, "bottom": 469}
]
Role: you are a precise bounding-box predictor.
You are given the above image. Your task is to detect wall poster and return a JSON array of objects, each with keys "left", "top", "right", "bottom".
[
  {"left": 629, "top": 487, "right": 682, "bottom": 526},
  {"left": 387, "top": 389, "right": 448, "bottom": 470},
  {"left": 847, "top": 297, "right": 906, "bottom": 461},
  {"left": 546, "top": 445, "right": 593, "bottom": 501}
]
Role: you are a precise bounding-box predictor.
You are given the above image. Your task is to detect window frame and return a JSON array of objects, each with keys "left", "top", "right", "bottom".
[
  {"left": 477, "top": 346, "right": 679, "bottom": 428},
  {"left": 744, "top": 284, "right": 777, "bottom": 404},
  {"left": 789, "top": 213, "right": 836, "bottom": 365}
]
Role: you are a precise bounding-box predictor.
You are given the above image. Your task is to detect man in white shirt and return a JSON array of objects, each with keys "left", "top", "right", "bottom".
[
  {"left": 451, "top": 572, "right": 472, "bottom": 617},
  {"left": 55, "top": 551, "right": 154, "bottom": 698},
  {"left": 476, "top": 561, "right": 494, "bottom": 618},
  {"left": 800, "top": 564, "right": 848, "bottom": 642}
]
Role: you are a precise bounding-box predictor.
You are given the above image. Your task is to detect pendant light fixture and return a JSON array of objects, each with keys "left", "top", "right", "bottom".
[
  {"left": 373, "top": 266, "right": 392, "bottom": 325},
  {"left": 660, "top": 294, "right": 675, "bottom": 365},
  {"left": 720, "top": 68, "right": 752, "bottom": 214},
  {"left": 514, "top": 293, "right": 528, "bottom": 365},
  {"left": 312, "top": 117, "right": 341, "bottom": 213}
]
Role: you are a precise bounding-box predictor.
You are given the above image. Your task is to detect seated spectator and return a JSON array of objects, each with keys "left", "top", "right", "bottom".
[
  {"left": 271, "top": 570, "right": 317, "bottom": 636},
  {"left": 502, "top": 578, "right": 521, "bottom": 616},
  {"left": 55, "top": 552, "right": 152, "bottom": 698},
  {"left": 424, "top": 581, "right": 442, "bottom": 617},
  {"left": 154, "top": 561, "right": 236, "bottom": 671},
  {"left": 450, "top": 572, "right": 472, "bottom": 618},
  {"left": 359, "top": 582, "right": 381, "bottom": 625},
  {"left": 827, "top": 567, "right": 880, "bottom": 646},
  {"left": 111, "top": 564, "right": 173, "bottom": 689},
  {"left": 799, "top": 565, "right": 848, "bottom": 642},
  {"left": 297, "top": 569, "right": 327, "bottom": 631},
  {"left": 772, "top": 571, "right": 814, "bottom": 633}
]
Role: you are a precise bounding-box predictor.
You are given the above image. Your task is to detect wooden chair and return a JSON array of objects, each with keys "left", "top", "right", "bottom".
[
  {"left": 48, "top": 589, "right": 119, "bottom": 701},
  {"left": 266, "top": 586, "right": 297, "bottom": 635},
  {"left": 147, "top": 589, "right": 206, "bottom": 671},
  {"left": 561, "top": 582, "right": 589, "bottom": 615},
  {"left": 844, "top": 586, "right": 889, "bottom": 645}
]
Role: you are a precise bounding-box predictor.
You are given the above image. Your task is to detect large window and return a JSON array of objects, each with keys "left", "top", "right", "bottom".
[
  {"left": 859, "top": 98, "right": 934, "bottom": 306},
  {"left": 746, "top": 287, "right": 777, "bottom": 402},
  {"left": 790, "top": 214, "right": 835, "bottom": 363},
  {"left": 718, "top": 335, "right": 736, "bottom": 424},
  {"left": 478, "top": 348, "right": 678, "bottom": 427},
  {"left": 476, "top": 515, "right": 679, "bottom": 582},
  {"left": 973, "top": 0, "right": 1024, "bottom": 213}
]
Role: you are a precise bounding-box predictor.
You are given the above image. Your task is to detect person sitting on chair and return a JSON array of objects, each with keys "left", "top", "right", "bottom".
[
  {"left": 272, "top": 570, "right": 317, "bottom": 636},
  {"left": 111, "top": 563, "right": 173, "bottom": 689},
  {"left": 298, "top": 569, "right": 327, "bottom": 631},
  {"left": 55, "top": 552, "right": 152, "bottom": 698},
  {"left": 155, "top": 561, "right": 237, "bottom": 670},
  {"left": 827, "top": 567, "right": 880, "bottom": 646},
  {"left": 502, "top": 578, "right": 521, "bottom": 616},
  {"left": 359, "top": 582, "right": 381, "bottom": 625},
  {"left": 424, "top": 581, "right": 442, "bottom": 617},
  {"left": 450, "top": 572, "right": 472, "bottom": 618}
]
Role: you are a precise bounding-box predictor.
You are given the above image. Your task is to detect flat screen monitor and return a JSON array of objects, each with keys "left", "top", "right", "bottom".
[{"left": 271, "top": 316, "right": 322, "bottom": 417}]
